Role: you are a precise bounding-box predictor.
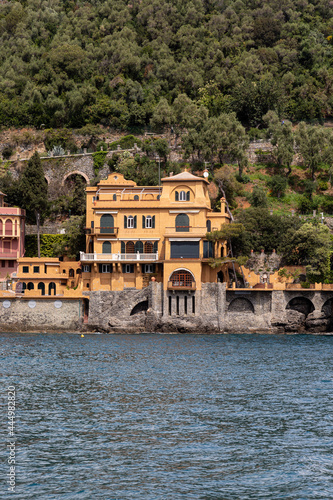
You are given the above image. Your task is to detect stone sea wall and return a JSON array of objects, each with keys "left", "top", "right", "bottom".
[{"left": 1, "top": 283, "right": 333, "bottom": 334}]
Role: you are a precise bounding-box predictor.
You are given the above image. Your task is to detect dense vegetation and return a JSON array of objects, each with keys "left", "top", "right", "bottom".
[{"left": 1, "top": 0, "right": 333, "bottom": 129}]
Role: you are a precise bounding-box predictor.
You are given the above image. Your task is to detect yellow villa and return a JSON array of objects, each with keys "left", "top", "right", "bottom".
[{"left": 80, "top": 170, "right": 230, "bottom": 300}]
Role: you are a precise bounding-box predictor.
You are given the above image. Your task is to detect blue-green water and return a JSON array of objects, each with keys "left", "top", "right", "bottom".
[{"left": 1, "top": 333, "right": 333, "bottom": 499}]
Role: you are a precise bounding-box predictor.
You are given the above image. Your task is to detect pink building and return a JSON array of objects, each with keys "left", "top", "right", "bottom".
[{"left": 0, "top": 192, "right": 25, "bottom": 280}]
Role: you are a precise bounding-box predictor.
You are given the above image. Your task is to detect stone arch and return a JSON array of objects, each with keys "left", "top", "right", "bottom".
[
  {"left": 130, "top": 300, "right": 149, "bottom": 316},
  {"left": 62, "top": 171, "right": 89, "bottom": 186},
  {"left": 286, "top": 297, "right": 314, "bottom": 317},
  {"left": 44, "top": 175, "right": 50, "bottom": 184},
  {"left": 228, "top": 297, "right": 254, "bottom": 313},
  {"left": 321, "top": 298, "right": 333, "bottom": 317}
]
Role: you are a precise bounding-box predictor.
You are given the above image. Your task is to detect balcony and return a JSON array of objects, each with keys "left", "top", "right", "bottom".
[
  {"left": 85, "top": 227, "right": 119, "bottom": 236},
  {"left": 167, "top": 280, "right": 196, "bottom": 290},
  {"left": 80, "top": 252, "right": 159, "bottom": 262},
  {"left": 164, "top": 226, "right": 208, "bottom": 237}
]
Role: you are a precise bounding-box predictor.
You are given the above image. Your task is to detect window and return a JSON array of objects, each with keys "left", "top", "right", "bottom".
[
  {"left": 134, "top": 195, "right": 139, "bottom": 200},
  {"left": 203, "top": 241, "right": 214, "bottom": 258},
  {"left": 135, "top": 241, "right": 143, "bottom": 253},
  {"left": 8, "top": 261, "right": 14, "bottom": 268},
  {"left": 142, "top": 215, "right": 155, "bottom": 228},
  {"left": 144, "top": 241, "right": 153, "bottom": 253},
  {"left": 83, "top": 265, "right": 91, "bottom": 273},
  {"left": 176, "top": 190, "right": 190, "bottom": 201},
  {"left": 99, "top": 264, "right": 112, "bottom": 273},
  {"left": 23, "top": 266, "right": 29, "bottom": 273},
  {"left": 91, "top": 221, "right": 94, "bottom": 228},
  {"left": 1, "top": 261, "right": 5, "bottom": 267},
  {"left": 27, "top": 282, "right": 34, "bottom": 290},
  {"left": 33, "top": 266, "right": 39, "bottom": 273},
  {"left": 113, "top": 194, "right": 117, "bottom": 201},
  {"left": 170, "top": 270, "right": 195, "bottom": 287},
  {"left": 126, "top": 241, "right": 135, "bottom": 253},
  {"left": 175, "top": 213, "right": 189, "bottom": 232},
  {"left": 142, "top": 264, "right": 155, "bottom": 273},
  {"left": 100, "top": 214, "right": 114, "bottom": 234},
  {"left": 171, "top": 242, "right": 199, "bottom": 259},
  {"left": 206, "top": 220, "right": 211, "bottom": 232},
  {"left": 122, "top": 264, "right": 134, "bottom": 273},
  {"left": 102, "top": 241, "right": 112, "bottom": 254},
  {"left": 125, "top": 215, "right": 136, "bottom": 229}
]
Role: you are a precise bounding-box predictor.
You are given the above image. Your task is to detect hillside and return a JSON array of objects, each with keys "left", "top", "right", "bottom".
[{"left": 1, "top": 0, "right": 333, "bottom": 129}]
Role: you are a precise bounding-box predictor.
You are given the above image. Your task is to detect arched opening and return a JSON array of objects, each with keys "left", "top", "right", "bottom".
[
  {"left": 63, "top": 171, "right": 89, "bottom": 186},
  {"left": 38, "top": 282, "right": 45, "bottom": 296},
  {"left": 134, "top": 241, "right": 143, "bottom": 253},
  {"left": 102, "top": 241, "right": 112, "bottom": 254},
  {"left": 321, "top": 298, "right": 333, "bottom": 330},
  {"left": 5, "top": 219, "right": 12, "bottom": 236},
  {"left": 27, "top": 282, "right": 34, "bottom": 290},
  {"left": 76, "top": 268, "right": 81, "bottom": 274},
  {"left": 286, "top": 297, "right": 314, "bottom": 317},
  {"left": 169, "top": 270, "right": 195, "bottom": 288},
  {"left": 83, "top": 298, "right": 89, "bottom": 323},
  {"left": 134, "top": 195, "right": 139, "bottom": 200},
  {"left": 130, "top": 300, "right": 149, "bottom": 316},
  {"left": 144, "top": 241, "right": 153, "bottom": 253},
  {"left": 228, "top": 298, "right": 254, "bottom": 313},
  {"left": 69, "top": 268, "right": 74, "bottom": 277},
  {"left": 100, "top": 214, "right": 114, "bottom": 234},
  {"left": 126, "top": 241, "right": 135, "bottom": 253},
  {"left": 48, "top": 282, "right": 56, "bottom": 295},
  {"left": 175, "top": 213, "right": 189, "bottom": 232}
]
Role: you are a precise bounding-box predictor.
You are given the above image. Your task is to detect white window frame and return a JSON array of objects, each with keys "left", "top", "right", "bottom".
[
  {"left": 146, "top": 216, "right": 152, "bottom": 228},
  {"left": 144, "top": 264, "right": 154, "bottom": 274},
  {"left": 127, "top": 216, "right": 134, "bottom": 228},
  {"left": 124, "top": 264, "right": 133, "bottom": 273},
  {"left": 179, "top": 191, "right": 186, "bottom": 201},
  {"left": 83, "top": 265, "right": 91, "bottom": 273}
]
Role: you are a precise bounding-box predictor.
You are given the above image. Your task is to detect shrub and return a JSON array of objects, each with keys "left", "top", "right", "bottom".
[
  {"left": 297, "top": 195, "right": 314, "bottom": 214},
  {"left": 318, "top": 180, "right": 328, "bottom": 191},
  {"left": 250, "top": 186, "right": 268, "bottom": 207},
  {"left": 2, "top": 145, "right": 13, "bottom": 160},
  {"left": 267, "top": 175, "right": 288, "bottom": 198}
]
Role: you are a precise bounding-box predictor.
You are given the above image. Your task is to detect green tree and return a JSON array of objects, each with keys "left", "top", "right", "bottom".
[
  {"left": 295, "top": 123, "right": 333, "bottom": 180},
  {"left": 20, "top": 152, "right": 48, "bottom": 258},
  {"left": 250, "top": 186, "right": 268, "bottom": 207},
  {"left": 283, "top": 222, "right": 332, "bottom": 282},
  {"left": 52, "top": 216, "right": 86, "bottom": 260},
  {"left": 263, "top": 111, "right": 294, "bottom": 175}
]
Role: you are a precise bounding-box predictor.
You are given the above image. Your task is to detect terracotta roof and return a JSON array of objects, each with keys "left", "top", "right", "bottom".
[{"left": 161, "top": 171, "right": 208, "bottom": 183}]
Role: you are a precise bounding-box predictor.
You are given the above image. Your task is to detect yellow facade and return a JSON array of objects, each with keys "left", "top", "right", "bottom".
[
  {"left": 81, "top": 170, "right": 230, "bottom": 292},
  {"left": 16, "top": 258, "right": 82, "bottom": 296}
]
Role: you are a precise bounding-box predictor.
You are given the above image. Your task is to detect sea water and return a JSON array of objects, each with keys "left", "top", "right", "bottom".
[{"left": 1, "top": 333, "right": 333, "bottom": 499}]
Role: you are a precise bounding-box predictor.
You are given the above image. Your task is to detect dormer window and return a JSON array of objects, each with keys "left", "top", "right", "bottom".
[{"left": 175, "top": 190, "right": 190, "bottom": 201}]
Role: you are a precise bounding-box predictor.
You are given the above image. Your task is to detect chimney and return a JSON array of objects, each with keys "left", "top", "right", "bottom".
[{"left": 169, "top": 172, "right": 173, "bottom": 177}]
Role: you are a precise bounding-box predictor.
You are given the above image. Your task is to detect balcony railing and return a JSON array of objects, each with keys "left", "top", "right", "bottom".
[
  {"left": 167, "top": 280, "right": 196, "bottom": 290},
  {"left": 80, "top": 251, "right": 159, "bottom": 262}
]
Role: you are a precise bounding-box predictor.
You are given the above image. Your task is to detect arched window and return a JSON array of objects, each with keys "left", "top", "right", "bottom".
[
  {"left": 126, "top": 241, "right": 135, "bottom": 253},
  {"left": 134, "top": 195, "right": 139, "bottom": 200},
  {"left": 177, "top": 190, "right": 190, "bottom": 201},
  {"left": 170, "top": 270, "right": 194, "bottom": 288},
  {"left": 100, "top": 214, "right": 114, "bottom": 234},
  {"left": 135, "top": 241, "right": 143, "bottom": 253},
  {"left": 206, "top": 220, "right": 211, "bottom": 232},
  {"left": 38, "top": 282, "right": 45, "bottom": 296},
  {"left": 179, "top": 190, "right": 186, "bottom": 201},
  {"left": 5, "top": 219, "right": 12, "bottom": 236},
  {"left": 27, "top": 282, "right": 34, "bottom": 290},
  {"left": 69, "top": 268, "right": 74, "bottom": 277},
  {"left": 113, "top": 194, "right": 117, "bottom": 201},
  {"left": 144, "top": 241, "right": 153, "bottom": 253},
  {"left": 175, "top": 214, "right": 189, "bottom": 232},
  {"left": 102, "top": 241, "right": 112, "bottom": 254},
  {"left": 49, "top": 282, "right": 56, "bottom": 295}
]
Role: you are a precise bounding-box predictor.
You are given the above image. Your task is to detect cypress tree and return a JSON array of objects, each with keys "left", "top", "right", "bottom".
[{"left": 20, "top": 152, "right": 48, "bottom": 258}]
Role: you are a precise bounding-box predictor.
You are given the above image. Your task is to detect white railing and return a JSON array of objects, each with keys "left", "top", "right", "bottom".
[{"left": 80, "top": 252, "right": 158, "bottom": 262}]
